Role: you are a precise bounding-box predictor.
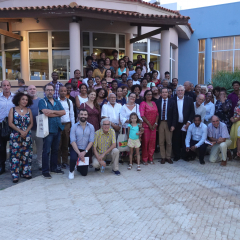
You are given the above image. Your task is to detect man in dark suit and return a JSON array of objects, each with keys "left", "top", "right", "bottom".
[
  {"left": 184, "top": 81, "right": 196, "bottom": 102},
  {"left": 156, "top": 88, "right": 177, "bottom": 164},
  {"left": 172, "top": 85, "right": 195, "bottom": 161}
]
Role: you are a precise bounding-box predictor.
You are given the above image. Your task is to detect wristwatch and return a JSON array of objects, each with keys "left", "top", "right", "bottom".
[{"left": 85, "top": 149, "right": 88, "bottom": 153}]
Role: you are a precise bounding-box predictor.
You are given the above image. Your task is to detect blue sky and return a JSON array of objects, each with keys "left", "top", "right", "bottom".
[{"left": 146, "top": 0, "right": 240, "bottom": 9}]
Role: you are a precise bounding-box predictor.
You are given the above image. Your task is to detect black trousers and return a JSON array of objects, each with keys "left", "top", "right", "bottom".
[
  {"left": 172, "top": 122, "right": 186, "bottom": 159},
  {"left": 69, "top": 147, "right": 92, "bottom": 176},
  {"left": 0, "top": 127, "right": 8, "bottom": 169},
  {"left": 185, "top": 139, "right": 207, "bottom": 161}
]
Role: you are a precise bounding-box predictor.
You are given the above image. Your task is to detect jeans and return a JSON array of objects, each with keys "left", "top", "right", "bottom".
[{"left": 42, "top": 130, "right": 61, "bottom": 174}]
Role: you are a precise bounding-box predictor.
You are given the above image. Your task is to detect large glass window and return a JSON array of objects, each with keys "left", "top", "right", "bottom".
[
  {"left": 93, "top": 33, "right": 116, "bottom": 48},
  {"left": 212, "top": 36, "right": 240, "bottom": 75},
  {"left": 29, "top": 50, "right": 49, "bottom": 80},
  {"left": 82, "top": 32, "right": 125, "bottom": 68},
  {"left": 6, "top": 51, "right": 21, "bottom": 80},
  {"left": 133, "top": 37, "right": 161, "bottom": 73},
  {"left": 198, "top": 39, "right": 205, "bottom": 84},
  {"left": 29, "top": 31, "right": 70, "bottom": 80}
]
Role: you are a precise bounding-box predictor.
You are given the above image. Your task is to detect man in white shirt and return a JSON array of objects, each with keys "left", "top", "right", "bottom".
[
  {"left": 0, "top": 80, "right": 15, "bottom": 174},
  {"left": 101, "top": 93, "right": 121, "bottom": 140},
  {"left": 185, "top": 115, "right": 208, "bottom": 164},
  {"left": 194, "top": 94, "right": 206, "bottom": 122},
  {"left": 58, "top": 86, "right": 75, "bottom": 169}
]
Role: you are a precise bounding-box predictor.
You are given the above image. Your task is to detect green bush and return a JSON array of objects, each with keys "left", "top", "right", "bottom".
[{"left": 211, "top": 70, "right": 240, "bottom": 95}]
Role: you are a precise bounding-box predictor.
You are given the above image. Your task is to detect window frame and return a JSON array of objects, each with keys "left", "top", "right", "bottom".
[
  {"left": 28, "top": 30, "right": 70, "bottom": 81},
  {"left": 0, "top": 34, "right": 21, "bottom": 80},
  {"left": 198, "top": 39, "right": 206, "bottom": 84},
  {"left": 133, "top": 37, "right": 161, "bottom": 72},
  {"left": 211, "top": 35, "right": 240, "bottom": 75},
  {"left": 82, "top": 31, "right": 126, "bottom": 71}
]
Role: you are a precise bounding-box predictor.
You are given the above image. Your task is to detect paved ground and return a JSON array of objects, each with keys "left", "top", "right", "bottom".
[{"left": 1, "top": 156, "right": 240, "bottom": 240}]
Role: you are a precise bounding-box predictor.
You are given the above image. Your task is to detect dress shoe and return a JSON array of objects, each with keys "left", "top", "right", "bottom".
[
  {"left": 220, "top": 160, "right": 227, "bottom": 166},
  {"left": 160, "top": 158, "right": 165, "bottom": 164},
  {"left": 200, "top": 159, "right": 205, "bottom": 165},
  {"left": 166, "top": 158, "right": 173, "bottom": 164},
  {"left": 0, "top": 167, "right": 5, "bottom": 175},
  {"left": 173, "top": 158, "right": 179, "bottom": 162}
]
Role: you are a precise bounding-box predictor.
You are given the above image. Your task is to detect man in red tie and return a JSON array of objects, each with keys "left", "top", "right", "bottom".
[{"left": 156, "top": 88, "right": 177, "bottom": 164}]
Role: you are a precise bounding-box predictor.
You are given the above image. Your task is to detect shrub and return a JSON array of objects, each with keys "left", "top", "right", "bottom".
[{"left": 211, "top": 70, "right": 240, "bottom": 95}]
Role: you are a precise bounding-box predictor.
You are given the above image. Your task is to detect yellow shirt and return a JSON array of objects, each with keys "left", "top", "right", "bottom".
[
  {"left": 93, "top": 128, "right": 116, "bottom": 154},
  {"left": 93, "top": 68, "right": 106, "bottom": 80}
]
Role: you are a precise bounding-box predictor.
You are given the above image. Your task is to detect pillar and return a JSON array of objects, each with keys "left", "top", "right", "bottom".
[
  {"left": 160, "top": 30, "right": 170, "bottom": 79},
  {"left": 20, "top": 31, "right": 29, "bottom": 82},
  {"left": 69, "top": 22, "right": 81, "bottom": 78},
  {"left": 126, "top": 33, "right": 133, "bottom": 60},
  {"left": 205, "top": 38, "right": 212, "bottom": 83}
]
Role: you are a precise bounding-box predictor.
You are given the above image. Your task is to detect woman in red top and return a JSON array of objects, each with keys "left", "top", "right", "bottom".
[
  {"left": 139, "top": 90, "right": 159, "bottom": 164},
  {"left": 68, "top": 69, "right": 82, "bottom": 88}
]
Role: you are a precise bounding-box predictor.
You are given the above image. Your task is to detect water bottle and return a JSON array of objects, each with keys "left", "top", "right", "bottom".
[{"left": 101, "top": 165, "right": 105, "bottom": 173}]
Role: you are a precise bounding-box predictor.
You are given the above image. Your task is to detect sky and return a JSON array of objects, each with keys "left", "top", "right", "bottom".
[{"left": 147, "top": 0, "right": 240, "bottom": 9}]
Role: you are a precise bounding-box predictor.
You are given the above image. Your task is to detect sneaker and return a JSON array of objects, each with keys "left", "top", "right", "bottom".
[
  {"left": 112, "top": 170, "right": 121, "bottom": 176},
  {"left": 51, "top": 169, "right": 64, "bottom": 174},
  {"left": 42, "top": 173, "right": 52, "bottom": 179},
  {"left": 69, "top": 171, "right": 74, "bottom": 179},
  {"left": 95, "top": 168, "right": 100, "bottom": 171}
]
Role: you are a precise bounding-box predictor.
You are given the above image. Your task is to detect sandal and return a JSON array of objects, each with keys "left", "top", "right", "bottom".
[
  {"left": 127, "top": 164, "right": 132, "bottom": 170},
  {"left": 149, "top": 161, "right": 155, "bottom": 165},
  {"left": 142, "top": 162, "right": 148, "bottom": 165},
  {"left": 137, "top": 165, "right": 141, "bottom": 171}
]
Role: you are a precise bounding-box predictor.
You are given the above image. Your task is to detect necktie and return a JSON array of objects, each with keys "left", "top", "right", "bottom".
[{"left": 162, "top": 100, "right": 166, "bottom": 120}]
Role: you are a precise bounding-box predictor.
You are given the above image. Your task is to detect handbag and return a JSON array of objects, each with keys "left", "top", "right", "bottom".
[
  {"left": 36, "top": 99, "right": 49, "bottom": 138},
  {"left": 1, "top": 107, "right": 15, "bottom": 139},
  {"left": 117, "top": 126, "right": 129, "bottom": 152}
]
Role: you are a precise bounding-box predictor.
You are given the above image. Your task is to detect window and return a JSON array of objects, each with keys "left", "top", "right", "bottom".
[
  {"left": 212, "top": 36, "right": 240, "bottom": 75},
  {"left": 170, "top": 45, "right": 176, "bottom": 79},
  {"left": 82, "top": 32, "right": 126, "bottom": 68},
  {"left": 198, "top": 39, "right": 205, "bottom": 84},
  {"left": 0, "top": 34, "right": 21, "bottom": 80},
  {"left": 29, "top": 31, "right": 70, "bottom": 80},
  {"left": 133, "top": 38, "right": 161, "bottom": 72}
]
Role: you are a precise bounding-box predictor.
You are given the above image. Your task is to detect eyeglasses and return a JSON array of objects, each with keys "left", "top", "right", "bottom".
[
  {"left": 103, "top": 124, "right": 110, "bottom": 126},
  {"left": 46, "top": 89, "right": 54, "bottom": 92}
]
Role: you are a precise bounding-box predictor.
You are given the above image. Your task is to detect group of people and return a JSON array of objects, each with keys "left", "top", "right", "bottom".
[{"left": 0, "top": 53, "right": 240, "bottom": 183}]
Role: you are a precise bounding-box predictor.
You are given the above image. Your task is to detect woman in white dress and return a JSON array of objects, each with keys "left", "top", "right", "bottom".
[
  {"left": 75, "top": 83, "right": 88, "bottom": 109},
  {"left": 120, "top": 92, "right": 142, "bottom": 129}
]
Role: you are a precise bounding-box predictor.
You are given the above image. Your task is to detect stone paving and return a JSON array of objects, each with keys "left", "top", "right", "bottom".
[{"left": 1, "top": 156, "right": 240, "bottom": 240}]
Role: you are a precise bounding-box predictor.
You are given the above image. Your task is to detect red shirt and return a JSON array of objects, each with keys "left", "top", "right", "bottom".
[{"left": 68, "top": 78, "right": 82, "bottom": 88}]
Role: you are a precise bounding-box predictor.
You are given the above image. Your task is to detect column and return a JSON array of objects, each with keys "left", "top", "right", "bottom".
[
  {"left": 160, "top": 30, "right": 170, "bottom": 79},
  {"left": 20, "top": 31, "right": 29, "bottom": 82},
  {"left": 205, "top": 38, "right": 212, "bottom": 83},
  {"left": 126, "top": 33, "right": 133, "bottom": 60},
  {"left": 69, "top": 22, "right": 81, "bottom": 78}
]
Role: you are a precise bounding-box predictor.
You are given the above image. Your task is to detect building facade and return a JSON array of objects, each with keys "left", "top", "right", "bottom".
[
  {"left": 179, "top": 2, "right": 240, "bottom": 85},
  {"left": 0, "top": 0, "right": 192, "bottom": 86}
]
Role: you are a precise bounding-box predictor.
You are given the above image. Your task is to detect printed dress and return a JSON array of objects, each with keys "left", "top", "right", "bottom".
[{"left": 10, "top": 109, "right": 33, "bottom": 180}]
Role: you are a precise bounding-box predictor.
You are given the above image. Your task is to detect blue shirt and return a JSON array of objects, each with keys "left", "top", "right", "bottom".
[
  {"left": 29, "top": 98, "right": 41, "bottom": 131},
  {"left": 38, "top": 97, "right": 65, "bottom": 133},
  {"left": 70, "top": 122, "right": 95, "bottom": 150},
  {"left": 128, "top": 123, "right": 140, "bottom": 140},
  {"left": 185, "top": 122, "right": 207, "bottom": 148}
]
